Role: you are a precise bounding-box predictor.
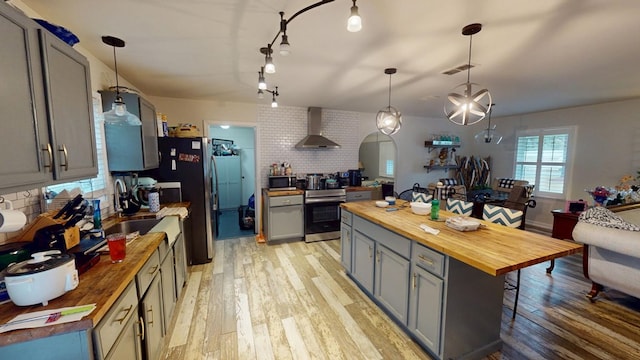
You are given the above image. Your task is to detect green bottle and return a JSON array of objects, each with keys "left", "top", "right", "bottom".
[{"left": 431, "top": 198, "right": 440, "bottom": 220}]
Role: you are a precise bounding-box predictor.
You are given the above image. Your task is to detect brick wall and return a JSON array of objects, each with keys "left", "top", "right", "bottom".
[{"left": 0, "top": 188, "right": 42, "bottom": 243}]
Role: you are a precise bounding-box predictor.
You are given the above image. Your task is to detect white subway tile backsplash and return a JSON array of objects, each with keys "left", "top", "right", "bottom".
[{"left": 258, "top": 105, "right": 360, "bottom": 187}]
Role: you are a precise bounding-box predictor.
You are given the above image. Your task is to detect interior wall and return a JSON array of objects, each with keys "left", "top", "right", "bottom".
[
  {"left": 467, "top": 98, "right": 640, "bottom": 229},
  {"left": 209, "top": 125, "right": 256, "bottom": 205}
]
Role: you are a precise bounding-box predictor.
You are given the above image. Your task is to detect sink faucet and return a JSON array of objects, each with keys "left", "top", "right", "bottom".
[{"left": 114, "top": 178, "right": 127, "bottom": 217}]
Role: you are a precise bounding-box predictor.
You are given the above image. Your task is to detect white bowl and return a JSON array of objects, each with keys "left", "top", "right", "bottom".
[
  {"left": 410, "top": 201, "right": 432, "bottom": 215},
  {"left": 385, "top": 196, "right": 396, "bottom": 205},
  {"left": 376, "top": 200, "right": 389, "bottom": 208}
]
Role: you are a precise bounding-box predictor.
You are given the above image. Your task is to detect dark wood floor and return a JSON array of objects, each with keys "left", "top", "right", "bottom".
[{"left": 161, "top": 237, "right": 640, "bottom": 360}]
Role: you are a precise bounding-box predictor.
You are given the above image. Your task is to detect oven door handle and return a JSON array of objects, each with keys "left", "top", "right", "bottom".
[{"left": 305, "top": 198, "right": 346, "bottom": 204}]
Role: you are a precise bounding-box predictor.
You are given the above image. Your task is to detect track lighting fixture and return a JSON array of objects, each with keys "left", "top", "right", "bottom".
[
  {"left": 256, "top": 0, "right": 364, "bottom": 99},
  {"left": 444, "top": 23, "right": 492, "bottom": 126},
  {"left": 279, "top": 12, "right": 290, "bottom": 56},
  {"left": 257, "top": 89, "right": 264, "bottom": 99},
  {"left": 101, "top": 35, "right": 141, "bottom": 125},
  {"left": 376, "top": 68, "right": 402, "bottom": 135},
  {"left": 260, "top": 86, "right": 279, "bottom": 108},
  {"left": 258, "top": 67, "right": 267, "bottom": 90},
  {"left": 263, "top": 45, "right": 275, "bottom": 74},
  {"left": 347, "top": 0, "right": 362, "bottom": 33}
]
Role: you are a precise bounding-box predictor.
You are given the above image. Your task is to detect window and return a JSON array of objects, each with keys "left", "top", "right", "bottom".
[
  {"left": 514, "top": 127, "right": 575, "bottom": 198},
  {"left": 378, "top": 140, "right": 395, "bottom": 177},
  {"left": 46, "top": 94, "right": 108, "bottom": 198}
]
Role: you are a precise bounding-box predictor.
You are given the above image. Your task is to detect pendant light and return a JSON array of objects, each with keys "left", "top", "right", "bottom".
[
  {"left": 474, "top": 104, "right": 503, "bottom": 144},
  {"left": 444, "top": 23, "right": 492, "bottom": 126},
  {"left": 376, "top": 68, "right": 402, "bottom": 136},
  {"left": 101, "top": 35, "right": 141, "bottom": 126}
]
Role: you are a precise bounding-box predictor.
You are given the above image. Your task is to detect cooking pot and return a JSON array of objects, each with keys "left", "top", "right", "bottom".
[
  {"left": 306, "top": 174, "right": 322, "bottom": 190},
  {"left": 325, "top": 179, "right": 340, "bottom": 189},
  {"left": 5, "top": 250, "right": 78, "bottom": 306}
]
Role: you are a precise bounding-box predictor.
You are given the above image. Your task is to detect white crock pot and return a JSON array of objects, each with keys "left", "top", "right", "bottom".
[{"left": 4, "top": 250, "right": 78, "bottom": 306}]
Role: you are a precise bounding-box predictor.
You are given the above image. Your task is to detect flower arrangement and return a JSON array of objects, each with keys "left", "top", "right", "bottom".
[
  {"left": 586, "top": 186, "right": 611, "bottom": 206},
  {"left": 586, "top": 174, "right": 640, "bottom": 206}
]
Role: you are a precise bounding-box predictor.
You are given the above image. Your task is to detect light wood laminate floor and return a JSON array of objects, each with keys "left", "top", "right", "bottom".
[{"left": 161, "top": 237, "right": 640, "bottom": 360}]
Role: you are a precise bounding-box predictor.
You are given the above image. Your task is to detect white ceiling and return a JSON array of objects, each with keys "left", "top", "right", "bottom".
[{"left": 18, "top": 0, "right": 640, "bottom": 118}]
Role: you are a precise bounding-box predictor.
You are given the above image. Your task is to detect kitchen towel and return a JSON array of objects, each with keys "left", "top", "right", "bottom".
[{"left": 0, "top": 304, "right": 96, "bottom": 333}]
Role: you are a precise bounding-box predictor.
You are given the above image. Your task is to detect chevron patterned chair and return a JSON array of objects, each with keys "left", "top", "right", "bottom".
[
  {"left": 482, "top": 204, "right": 525, "bottom": 319},
  {"left": 446, "top": 198, "right": 473, "bottom": 216}
]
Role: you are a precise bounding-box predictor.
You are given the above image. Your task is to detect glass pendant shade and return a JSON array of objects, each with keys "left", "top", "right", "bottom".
[
  {"left": 474, "top": 125, "right": 503, "bottom": 144},
  {"left": 104, "top": 97, "right": 142, "bottom": 126},
  {"left": 257, "top": 89, "right": 264, "bottom": 99},
  {"left": 101, "top": 36, "right": 141, "bottom": 126},
  {"left": 376, "top": 68, "right": 402, "bottom": 135},
  {"left": 264, "top": 54, "right": 275, "bottom": 74},
  {"left": 376, "top": 106, "right": 402, "bottom": 135}
]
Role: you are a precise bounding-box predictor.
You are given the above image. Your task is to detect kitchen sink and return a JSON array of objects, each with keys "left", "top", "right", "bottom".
[{"left": 104, "top": 218, "right": 162, "bottom": 237}]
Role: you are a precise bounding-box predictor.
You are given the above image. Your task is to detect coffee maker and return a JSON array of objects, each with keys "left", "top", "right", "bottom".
[
  {"left": 348, "top": 169, "right": 362, "bottom": 187},
  {"left": 336, "top": 171, "right": 350, "bottom": 188}
]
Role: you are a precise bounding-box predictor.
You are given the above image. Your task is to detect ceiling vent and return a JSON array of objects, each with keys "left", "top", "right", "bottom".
[{"left": 442, "top": 63, "right": 474, "bottom": 75}]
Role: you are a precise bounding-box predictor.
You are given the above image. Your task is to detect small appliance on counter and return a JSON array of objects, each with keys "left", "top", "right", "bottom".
[
  {"left": 268, "top": 175, "right": 297, "bottom": 191},
  {"left": 337, "top": 171, "right": 350, "bottom": 188},
  {"left": 348, "top": 169, "right": 362, "bottom": 187},
  {"left": 4, "top": 250, "right": 79, "bottom": 306},
  {"left": 157, "top": 182, "right": 182, "bottom": 203}
]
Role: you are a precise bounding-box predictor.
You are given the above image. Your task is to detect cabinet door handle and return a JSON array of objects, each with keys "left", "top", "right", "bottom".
[
  {"left": 148, "top": 265, "right": 159, "bottom": 275},
  {"left": 413, "top": 273, "right": 417, "bottom": 289},
  {"left": 376, "top": 249, "right": 380, "bottom": 263},
  {"left": 41, "top": 144, "right": 53, "bottom": 172},
  {"left": 137, "top": 316, "right": 145, "bottom": 340},
  {"left": 147, "top": 305, "right": 154, "bottom": 326},
  {"left": 418, "top": 254, "right": 434, "bottom": 266},
  {"left": 114, "top": 304, "right": 133, "bottom": 324},
  {"left": 368, "top": 245, "right": 372, "bottom": 259},
  {"left": 58, "top": 144, "right": 69, "bottom": 171}
]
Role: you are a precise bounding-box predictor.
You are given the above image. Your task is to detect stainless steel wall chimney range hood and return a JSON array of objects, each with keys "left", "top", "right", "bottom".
[{"left": 295, "top": 107, "right": 341, "bottom": 149}]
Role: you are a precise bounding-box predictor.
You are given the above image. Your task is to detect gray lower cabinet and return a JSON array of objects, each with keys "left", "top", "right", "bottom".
[
  {"left": 94, "top": 281, "right": 142, "bottom": 360},
  {"left": 173, "top": 234, "right": 188, "bottom": 298},
  {"left": 105, "top": 309, "right": 144, "bottom": 360},
  {"left": 141, "top": 275, "right": 164, "bottom": 360},
  {"left": 340, "top": 210, "right": 353, "bottom": 271},
  {"left": 408, "top": 264, "right": 443, "bottom": 355},
  {"left": 351, "top": 231, "right": 375, "bottom": 293},
  {"left": 0, "top": 1, "right": 96, "bottom": 191},
  {"left": 346, "top": 190, "right": 372, "bottom": 202},
  {"left": 100, "top": 91, "right": 159, "bottom": 172},
  {"left": 374, "top": 243, "right": 410, "bottom": 325},
  {"left": 160, "top": 250, "right": 176, "bottom": 335},
  {"left": 264, "top": 194, "right": 304, "bottom": 242}
]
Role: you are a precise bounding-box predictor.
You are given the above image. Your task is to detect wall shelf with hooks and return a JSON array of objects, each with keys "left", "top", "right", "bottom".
[{"left": 424, "top": 140, "right": 461, "bottom": 153}]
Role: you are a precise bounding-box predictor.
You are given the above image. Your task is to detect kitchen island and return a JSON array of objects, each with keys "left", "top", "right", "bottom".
[{"left": 340, "top": 200, "right": 582, "bottom": 360}]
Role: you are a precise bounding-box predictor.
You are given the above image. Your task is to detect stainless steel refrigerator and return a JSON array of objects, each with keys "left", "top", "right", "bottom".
[{"left": 151, "top": 137, "right": 215, "bottom": 264}]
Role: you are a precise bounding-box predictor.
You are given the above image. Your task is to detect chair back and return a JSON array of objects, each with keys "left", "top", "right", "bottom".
[
  {"left": 446, "top": 198, "right": 473, "bottom": 216},
  {"left": 483, "top": 204, "right": 524, "bottom": 229}
]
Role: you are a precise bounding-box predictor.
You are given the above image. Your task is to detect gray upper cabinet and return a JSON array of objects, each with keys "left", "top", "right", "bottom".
[
  {"left": 40, "top": 30, "right": 97, "bottom": 182},
  {"left": 0, "top": 2, "right": 51, "bottom": 189},
  {"left": 0, "top": 2, "right": 97, "bottom": 191},
  {"left": 100, "top": 91, "right": 159, "bottom": 172}
]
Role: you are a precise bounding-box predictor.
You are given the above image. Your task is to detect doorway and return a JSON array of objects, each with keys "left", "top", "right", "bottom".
[{"left": 208, "top": 124, "right": 257, "bottom": 240}]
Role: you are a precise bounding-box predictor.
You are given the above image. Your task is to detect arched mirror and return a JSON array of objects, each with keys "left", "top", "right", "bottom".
[{"left": 358, "top": 132, "right": 396, "bottom": 184}]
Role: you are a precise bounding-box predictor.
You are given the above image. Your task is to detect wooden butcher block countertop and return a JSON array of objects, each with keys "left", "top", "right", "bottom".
[
  {"left": 0, "top": 202, "right": 190, "bottom": 346},
  {"left": 341, "top": 200, "right": 583, "bottom": 277},
  {"left": 263, "top": 189, "right": 304, "bottom": 197}
]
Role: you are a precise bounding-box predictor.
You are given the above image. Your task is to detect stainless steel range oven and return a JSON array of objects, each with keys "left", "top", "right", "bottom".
[{"left": 304, "top": 188, "right": 346, "bottom": 242}]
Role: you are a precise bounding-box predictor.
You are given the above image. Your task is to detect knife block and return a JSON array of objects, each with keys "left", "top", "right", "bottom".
[{"left": 11, "top": 210, "right": 80, "bottom": 250}]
